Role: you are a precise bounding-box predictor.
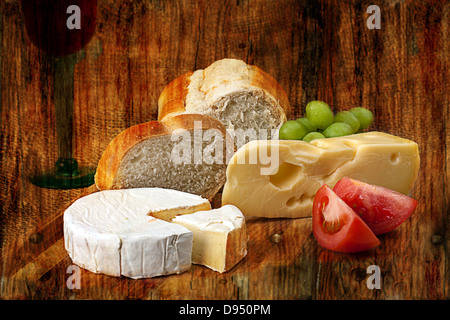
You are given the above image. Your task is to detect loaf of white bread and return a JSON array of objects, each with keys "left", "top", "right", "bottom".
[
  {"left": 158, "top": 58, "right": 290, "bottom": 148},
  {"left": 95, "top": 59, "right": 289, "bottom": 200}
]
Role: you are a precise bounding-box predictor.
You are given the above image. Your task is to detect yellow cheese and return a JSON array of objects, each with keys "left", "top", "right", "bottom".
[
  {"left": 172, "top": 205, "right": 247, "bottom": 273},
  {"left": 222, "top": 132, "right": 420, "bottom": 218}
]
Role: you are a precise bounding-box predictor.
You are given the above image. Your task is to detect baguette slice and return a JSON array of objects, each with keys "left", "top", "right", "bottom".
[
  {"left": 158, "top": 58, "right": 290, "bottom": 148},
  {"left": 95, "top": 113, "right": 234, "bottom": 200}
]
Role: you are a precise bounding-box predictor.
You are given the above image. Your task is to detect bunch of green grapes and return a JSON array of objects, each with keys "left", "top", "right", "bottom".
[{"left": 279, "top": 101, "right": 373, "bottom": 142}]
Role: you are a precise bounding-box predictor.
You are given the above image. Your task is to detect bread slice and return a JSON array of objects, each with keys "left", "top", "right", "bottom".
[
  {"left": 158, "top": 59, "right": 290, "bottom": 148},
  {"left": 94, "top": 113, "right": 234, "bottom": 200}
]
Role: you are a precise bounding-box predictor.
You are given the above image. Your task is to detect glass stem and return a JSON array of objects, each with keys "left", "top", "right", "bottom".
[{"left": 53, "top": 54, "right": 79, "bottom": 176}]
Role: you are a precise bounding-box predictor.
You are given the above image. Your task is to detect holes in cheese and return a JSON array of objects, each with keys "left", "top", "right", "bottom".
[
  {"left": 222, "top": 132, "right": 420, "bottom": 218},
  {"left": 390, "top": 152, "right": 400, "bottom": 164},
  {"left": 269, "top": 161, "right": 303, "bottom": 189},
  {"left": 286, "top": 194, "right": 307, "bottom": 207}
]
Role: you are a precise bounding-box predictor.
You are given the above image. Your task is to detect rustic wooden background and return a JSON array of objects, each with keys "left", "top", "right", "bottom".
[{"left": 0, "top": 0, "right": 448, "bottom": 300}]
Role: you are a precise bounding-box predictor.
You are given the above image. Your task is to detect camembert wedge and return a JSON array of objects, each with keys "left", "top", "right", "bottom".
[
  {"left": 222, "top": 132, "right": 420, "bottom": 218},
  {"left": 172, "top": 205, "right": 247, "bottom": 273}
]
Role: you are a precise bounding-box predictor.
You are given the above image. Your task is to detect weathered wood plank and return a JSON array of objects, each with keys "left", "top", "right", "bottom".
[{"left": 0, "top": 0, "right": 448, "bottom": 300}]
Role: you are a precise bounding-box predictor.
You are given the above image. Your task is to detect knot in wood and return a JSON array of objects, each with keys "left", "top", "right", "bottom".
[
  {"left": 28, "top": 232, "right": 43, "bottom": 244},
  {"left": 270, "top": 233, "right": 282, "bottom": 244},
  {"left": 351, "top": 267, "right": 367, "bottom": 282},
  {"left": 430, "top": 233, "right": 443, "bottom": 245}
]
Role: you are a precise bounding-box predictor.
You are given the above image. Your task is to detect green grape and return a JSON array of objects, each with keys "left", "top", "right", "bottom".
[
  {"left": 350, "top": 107, "right": 373, "bottom": 130},
  {"left": 322, "top": 122, "right": 354, "bottom": 138},
  {"left": 279, "top": 120, "right": 308, "bottom": 140},
  {"left": 334, "top": 111, "right": 360, "bottom": 133},
  {"left": 306, "top": 101, "right": 334, "bottom": 130},
  {"left": 303, "top": 132, "right": 326, "bottom": 143},
  {"left": 296, "top": 117, "right": 317, "bottom": 133}
]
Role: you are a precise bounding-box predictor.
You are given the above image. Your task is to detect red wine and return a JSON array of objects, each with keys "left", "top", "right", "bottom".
[{"left": 22, "top": 0, "right": 97, "bottom": 57}]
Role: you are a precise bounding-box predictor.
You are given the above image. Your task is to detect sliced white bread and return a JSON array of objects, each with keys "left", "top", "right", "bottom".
[
  {"left": 95, "top": 113, "right": 234, "bottom": 200},
  {"left": 158, "top": 58, "right": 290, "bottom": 148}
]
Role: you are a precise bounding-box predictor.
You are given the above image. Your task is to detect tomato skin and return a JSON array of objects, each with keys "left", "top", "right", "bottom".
[
  {"left": 312, "top": 184, "right": 380, "bottom": 253},
  {"left": 333, "top": 177, "right": 417, "bottom": 234}
]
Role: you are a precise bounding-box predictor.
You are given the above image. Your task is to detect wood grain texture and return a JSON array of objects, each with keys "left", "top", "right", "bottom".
[{"left": 0, "top": 0, "right": 448, "bottom": 300}]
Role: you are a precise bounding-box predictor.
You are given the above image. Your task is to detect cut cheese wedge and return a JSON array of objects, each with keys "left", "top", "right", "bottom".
[
  {"left": 172, "top": 205, "right": 247, "bottom": 273},
  {"left": 145, "top": 190, "right": 211, "bottom": 221},
  {"left": 64, "top": 188, "right": 210, "bottom": 279},
  {"left": 222, "top": 132, "right": 420, "bottom": 218}
]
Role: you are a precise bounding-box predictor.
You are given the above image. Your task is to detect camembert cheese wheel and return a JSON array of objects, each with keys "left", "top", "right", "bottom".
[{"left": 64, "top": 188, "right": 210, "bottom": 278}]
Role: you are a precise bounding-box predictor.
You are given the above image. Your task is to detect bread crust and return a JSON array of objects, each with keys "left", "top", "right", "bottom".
[
  {"left": 157, "top": 59, "right": 290, "bottom": 122},
  {"left": 158, "top": 71, "right": 193, "bottom": 121},
  {"left": 95, "top": 113, "right": 233, "bottom": 194}
]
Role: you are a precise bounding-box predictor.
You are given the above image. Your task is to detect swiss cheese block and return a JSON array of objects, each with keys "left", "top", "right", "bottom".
[
  {"left": 172, "top": 205, "right": 247, "bottom": 273},
  {"left": 64, "top": 188, "right": 210, "bottom": 279},
  {"left": 222, "top": 132, "right": 420, "bottom": 218}
]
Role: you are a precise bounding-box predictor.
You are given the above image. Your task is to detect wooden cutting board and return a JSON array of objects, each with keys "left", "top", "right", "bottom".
[
  {"left": 1, "top": 187, "right": 318, "bottom": 300},
  {"left": 0, "top": 0, "right": 448, "bottom": 300}
]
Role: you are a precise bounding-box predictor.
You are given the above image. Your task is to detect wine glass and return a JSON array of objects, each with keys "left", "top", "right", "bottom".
[{"left": 21, "top": 0, "right": 97, "bottom": 189}]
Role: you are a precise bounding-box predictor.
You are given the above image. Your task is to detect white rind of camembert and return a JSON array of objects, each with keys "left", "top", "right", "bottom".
[
  {"left": 172, "top": 205, "right": 247, "bottom": 273},
  {"left": 222, "top": 132, "right": 420, "bottom": 218},
  {"left": 64, "top": 188, "right": 210, "bottom": 279}
]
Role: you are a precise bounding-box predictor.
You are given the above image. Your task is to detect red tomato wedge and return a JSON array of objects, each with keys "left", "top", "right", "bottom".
[
  {"left": 312, "top": 184, "right": 380, "bottom": 253},
  {"left": 333, "top": 177, "right": 417, "bottom": 235}
]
